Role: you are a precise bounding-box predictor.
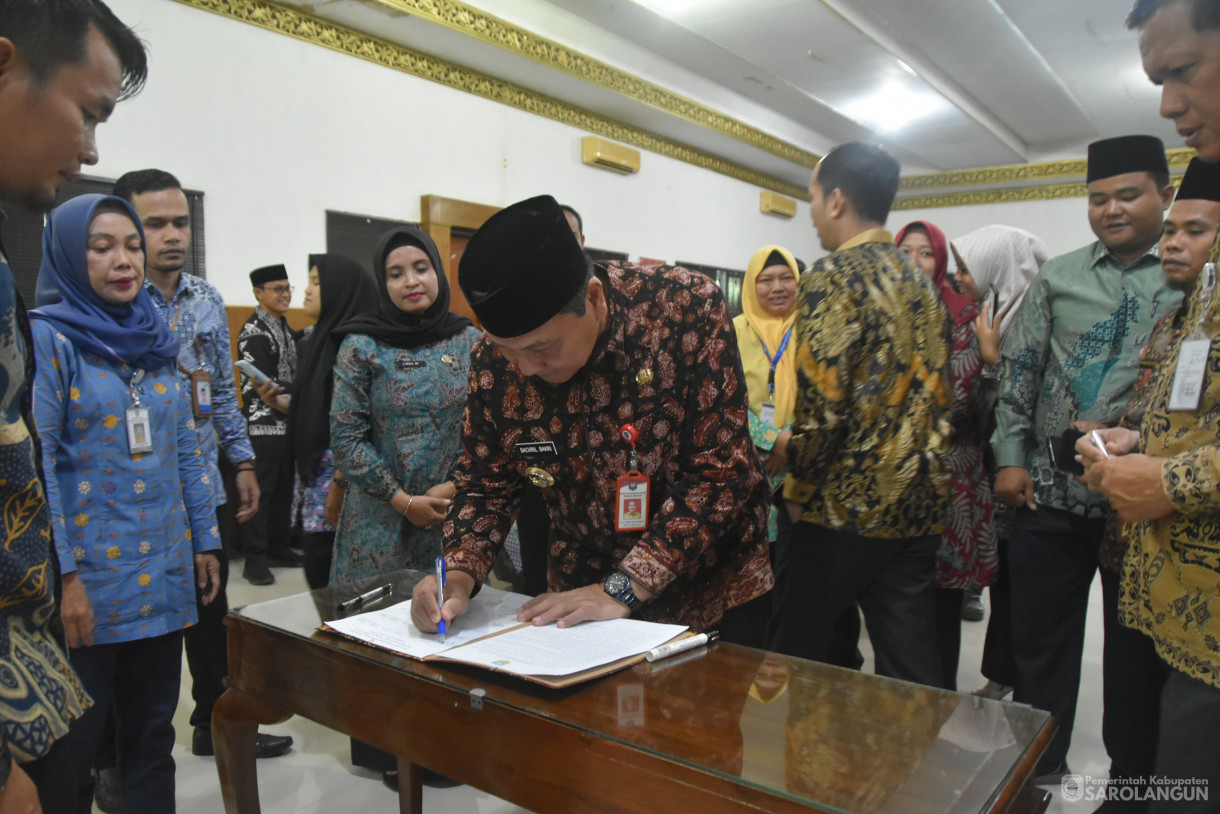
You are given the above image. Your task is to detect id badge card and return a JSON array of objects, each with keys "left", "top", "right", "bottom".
[
  {"left": 759, "top": 402, "right": 776, "bottom": 429},
  {"left": 1169, "top": 337, "right": 1211, "bottom": 412},
  {"left": 190, "top": 369, "right": 213, "bottom": 418},
  {"left": 615, "top": 471, "right": 650, "bottom": 532},
  {"left": 125, "top": 406, "right": 153, "bottom": 454}
]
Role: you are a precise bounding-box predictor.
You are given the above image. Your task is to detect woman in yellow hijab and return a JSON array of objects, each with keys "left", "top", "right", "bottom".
[{"left": 734, "top": 245, "right": 800, "bottom": 539}]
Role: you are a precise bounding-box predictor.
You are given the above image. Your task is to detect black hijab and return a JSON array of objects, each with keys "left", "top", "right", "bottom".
[
  {"left": 338, "top": 226, "right": 472, "bottom": 349},
  {"left": 288, "top": 253, "right": 380, "bottom": 483}
]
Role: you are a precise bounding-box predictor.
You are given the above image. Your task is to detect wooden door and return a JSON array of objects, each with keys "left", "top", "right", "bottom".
[{"left": 419, "top": 195, "right": 500, "bottom": 327}]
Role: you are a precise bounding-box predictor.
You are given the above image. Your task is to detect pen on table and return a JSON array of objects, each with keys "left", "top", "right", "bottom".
[
  {"left": 645, "top": 630, "right": 719, "bottom": 662},
  {"left": 435, "top": 556, "right": 447, "bottom": 643},
  {"left": 338, "top": 583, "right": 392, "bottom": 612}
]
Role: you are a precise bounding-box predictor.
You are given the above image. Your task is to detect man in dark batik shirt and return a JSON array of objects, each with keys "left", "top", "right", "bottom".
[
  {"left": 238, "top": 264, "right": 300, "bottom": 582},
  {"left": 411, "top": 195, "right": 772, "bottom": 642},
  {"left": 0, "top": 2, "right": 146, "bottom": 810}
]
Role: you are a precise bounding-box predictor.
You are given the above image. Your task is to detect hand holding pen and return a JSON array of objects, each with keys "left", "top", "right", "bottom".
[{"left": 435, "top": 556, "right": 447, "bottom": 643}]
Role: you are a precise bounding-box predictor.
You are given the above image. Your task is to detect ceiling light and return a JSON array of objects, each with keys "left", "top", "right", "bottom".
[
  {"left": 840, "top": 80, "right": 950, "bottom": 134},
  {"left": 629, "top": 0, "right": 732, "bottom": 20}
]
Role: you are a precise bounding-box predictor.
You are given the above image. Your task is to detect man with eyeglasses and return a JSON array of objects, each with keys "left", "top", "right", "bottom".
[{"left": 238, "top": 265, "right": 301, "bottom": 585}]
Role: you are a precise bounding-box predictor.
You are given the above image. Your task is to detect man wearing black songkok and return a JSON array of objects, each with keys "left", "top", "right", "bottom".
[
  {"left": 238, "top": 264, "right": 301, "bottom": 585},
  {"left": 411, "top": 195, "right": 773, "bottom": 640},
  {"left": 1086, "top": 157, "right": 1220, "bottom": 810},
  {"left": 991, "top": 134, "right": 1179, "bottom": 785}
]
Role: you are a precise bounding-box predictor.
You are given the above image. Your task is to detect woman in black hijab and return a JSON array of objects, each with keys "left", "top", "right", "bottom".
[
  {"left": 283, "top": 254, "right": 379, "bottom": 589},
  {"left": 328, "top": 226, "right": 477, "bottom": 585}
]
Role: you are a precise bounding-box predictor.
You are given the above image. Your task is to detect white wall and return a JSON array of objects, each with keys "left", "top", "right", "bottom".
[
  {"left": 98, "top": 0, "right": 1100, "bottom": 305},
  {"left": 96, "top": 0, "right": 819, "bottom": 305}
]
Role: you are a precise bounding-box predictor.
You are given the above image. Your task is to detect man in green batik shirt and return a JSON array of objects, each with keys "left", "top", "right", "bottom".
[{"left": 991, "top": 134, "right": 1179, "bottom": 785}]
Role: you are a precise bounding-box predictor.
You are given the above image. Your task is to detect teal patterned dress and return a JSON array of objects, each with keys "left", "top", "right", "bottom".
[{"left": 329, "top": 328, "right": 479, "bottom": 583}]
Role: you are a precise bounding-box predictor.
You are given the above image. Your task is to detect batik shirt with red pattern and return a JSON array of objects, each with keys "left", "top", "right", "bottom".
[{"left": 444, "top": 262, "right": 773, "bottom": 632}]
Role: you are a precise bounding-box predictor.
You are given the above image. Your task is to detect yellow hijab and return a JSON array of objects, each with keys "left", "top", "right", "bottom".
[{"left": 733, "top": 245, "right": 800, "bottom": 429}]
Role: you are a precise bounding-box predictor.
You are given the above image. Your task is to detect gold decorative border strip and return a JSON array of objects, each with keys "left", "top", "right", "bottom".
[
  {"left": 171, "top": 0, "right": 808, "bottom": 200},
  {"left": 895, "top": 182, "right": 1089, "bottom": 211},
  {"left": 901, "top": 148, "right": 1195, "bottom": 192},
  {"left": 895, "top": 169, "right": 1186, "bottom": 211},
  {"left": 367, "top": 0, "right": 820, "bottom": 170}
]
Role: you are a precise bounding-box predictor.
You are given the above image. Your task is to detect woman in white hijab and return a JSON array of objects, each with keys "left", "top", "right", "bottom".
[
  {"left": 950, "top": 224, "right": 1049, "bottom": 701},
  {"left": 952, "top": 225, "right": 1049, "bottom": 367}
]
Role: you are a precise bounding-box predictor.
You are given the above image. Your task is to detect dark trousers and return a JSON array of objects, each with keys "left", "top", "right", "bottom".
[
  {"left": 935, "top": 587, "right": 965, "bottom": 691},
  {"left": 769, "top": 504, "right": 864, "bottom": 669},
  {"left": 303, "top": 530, "right": 335, "bottom": 590},
  {"left": 245, "top": 435, "right": 295, "bottom": 568},
  {"left": 1101, "top": 566, "right": 1168, "bottom": 800},
  {"left": 717, "top": 592, "right": 772, "bottom": 649},
  {"left": 1008, "top": 506, "right": 1102, "bottom": 771},
  {"left": 66, "top": 632, "right": 184, "bottom": 814},
  {"left": 980, "top": 534, "right": 1018, "bottom": 687},
  {"left": 768, "top": 521, "right": 941, "bottom": 686},
  {"left": 515, "top": 489, "right": 550, "bottom": 596},
  {"left": 184, "top": 549, "right": 229, "bottom": 729},
  {"left": 22, "top": 736, "right": 76, "bottom": 814},
  {"left": 1150, "top": 669, "right": 1220, "bottom": 814}
]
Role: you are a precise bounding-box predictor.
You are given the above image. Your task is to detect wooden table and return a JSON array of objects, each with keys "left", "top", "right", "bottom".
[{"left": 215, "top": 572, "right": 1054, "bottom": 814}]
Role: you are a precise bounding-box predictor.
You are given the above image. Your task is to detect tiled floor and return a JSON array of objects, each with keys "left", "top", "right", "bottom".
[{"left": 145, "top": 561, "right": 1109, "bottom": 814}]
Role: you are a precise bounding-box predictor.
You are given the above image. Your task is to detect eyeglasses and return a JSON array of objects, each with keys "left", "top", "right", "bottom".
[{"left": 261, "top": 285, "right": 294, "bottom": 295}]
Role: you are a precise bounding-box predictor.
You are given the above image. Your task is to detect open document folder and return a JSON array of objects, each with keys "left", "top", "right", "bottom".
[{"left": 321, "top": 585, "right": 689, "bottom": 688}]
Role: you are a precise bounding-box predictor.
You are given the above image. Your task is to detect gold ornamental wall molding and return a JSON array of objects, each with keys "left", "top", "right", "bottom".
[
  {"left": 170, "top": 0, "right": 808, "bottom": 200},
  {"left": 902, "top": 148, "right": 1195, "bottom": 192},
  {"left": 366, "top": 0, "right": 821, "bottom": 170},
  {"left": 895, "top": 181, "right": 1091, "bottom": 211},
  {"left": 896, "top": 165, "right": 1189, "bottom": 211}
]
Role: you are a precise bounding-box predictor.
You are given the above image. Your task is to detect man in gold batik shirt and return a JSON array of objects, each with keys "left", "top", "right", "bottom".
[
  {"left": 1077, "top": 1, "right": 1220, "bottom": 808},
  {"left": 769, "top": 142, "right": 952, "bottom": 689}
]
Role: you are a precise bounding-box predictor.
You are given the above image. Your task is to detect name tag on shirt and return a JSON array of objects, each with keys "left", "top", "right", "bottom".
[
  {"left": 759, "top": 402, "right": 776, "bottom": 429},
  {"left": 515, "top": 440, "right": 558, "bottom": 456},
  {"left": 126, "top": 407, "right": 154, "bottom": 454},
  {"left": 615, "top": 471, "right": 649, "bottom": 532},
  {"left": 1169, "top": 338, "right": 1211, "bottom": 412}
]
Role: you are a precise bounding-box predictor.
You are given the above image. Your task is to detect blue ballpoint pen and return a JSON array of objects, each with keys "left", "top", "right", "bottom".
[{"left": 435, "top": 556, "right": 447, "bottom": 643}]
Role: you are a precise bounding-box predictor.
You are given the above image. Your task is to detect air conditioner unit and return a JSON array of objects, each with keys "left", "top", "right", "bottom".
[
  {"left": 581, "top": 137, "right": 640, "bottom": 174},
  {"left": 760, "top": 190, "right": 797, "bottom": 218}
]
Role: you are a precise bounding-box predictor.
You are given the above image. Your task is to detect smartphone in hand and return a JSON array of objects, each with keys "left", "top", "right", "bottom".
[
  {"left": 1045, "top": 429, "right": 1086, "bottom": 476},
  {"left": 235, "top": 360, "right": 272, "bottom": 387}
]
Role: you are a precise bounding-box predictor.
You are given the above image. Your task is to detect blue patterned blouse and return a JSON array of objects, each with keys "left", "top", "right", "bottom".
[
  {"left": 329, "top": 328, "right": 479, "bottom": 583},
  {"left": 32, "top": 321, "right": 221, "bottom": 643}
]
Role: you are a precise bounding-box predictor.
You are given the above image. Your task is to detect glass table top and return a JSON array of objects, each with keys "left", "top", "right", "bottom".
[{"left": 234, "top": 571, "right": 1051, "bottom": 814}]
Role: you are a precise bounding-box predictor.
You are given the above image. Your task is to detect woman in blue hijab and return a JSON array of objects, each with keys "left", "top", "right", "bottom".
[{"left": 30, "top": 194, "right": 221, "bottom": 814}]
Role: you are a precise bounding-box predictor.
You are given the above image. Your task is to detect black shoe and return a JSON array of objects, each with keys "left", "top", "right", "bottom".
[
  {"left": 92, "top": 766, "right": 124, "bottom": 814},
  {"left": 382, "top": 768, "right": 461, "bottom": 791},
  {"left": 961, "top": 590, "right": 985, "bottom": 622},
  {"left": 243, "top": 564, "right": 274, "bottom": 585},
  {"left": 1034, "top": 760, "right": 1070, "bottom": 786},
  {"left": 267, "top": 550, "right": 305, "bottom": 568},
  {"left": 192, "top": 727, "right": 294, "bottom": 758}
]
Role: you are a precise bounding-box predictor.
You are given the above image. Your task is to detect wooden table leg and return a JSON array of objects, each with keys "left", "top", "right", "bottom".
[
  {"left": 214, "top": 688, "right": 290, "bottom": 814},
  {"left": 398, "top": 756, "right": 423, "bottom": 814}
]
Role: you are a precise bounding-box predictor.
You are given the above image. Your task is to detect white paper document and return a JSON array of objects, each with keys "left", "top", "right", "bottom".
[
  {"left": 324, "top": 585, "right": 530, "bottom": 659},
  {"left": 437, "top": 618, "right": 687, "bottom": 676}
]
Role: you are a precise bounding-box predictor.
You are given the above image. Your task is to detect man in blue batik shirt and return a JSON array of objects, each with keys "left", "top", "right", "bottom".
[{"left": 112, "top": 169, "right": 293, "bottom": 762}]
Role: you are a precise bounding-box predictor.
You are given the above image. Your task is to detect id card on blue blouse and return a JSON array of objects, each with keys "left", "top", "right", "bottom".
[
  {"left": 126, "top": 406, "right": 153, "bottom": 454},
  {"left": 759, "top": 402, "right": 776, "bottom": 429}
]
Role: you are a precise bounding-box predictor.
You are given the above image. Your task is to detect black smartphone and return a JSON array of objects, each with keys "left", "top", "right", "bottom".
[{"left": 1046, "top": 429, "right": 1085, "bottom": 476}]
